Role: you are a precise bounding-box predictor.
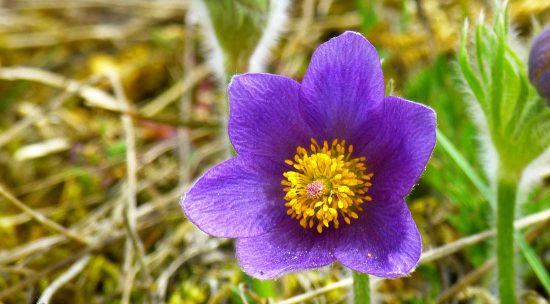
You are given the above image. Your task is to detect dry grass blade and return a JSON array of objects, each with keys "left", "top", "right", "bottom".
[
  {"left": 140, "top": 65, "right": 210, "bottom": 117},
  {"left": 108, "top": 71, "right": 156, "bottom": 303},
  {"left": 0, "top": 184, "right": 92, "bottom": 245},
  {"left": 0, "top": 247, "right": 94, "bottom": 301},
  {"left": 36, "top": 254, "right": 92, "bottom": 304},
  {"left": 1, "top": 20, "right": 149, "bottom": 49},
  {"left": 457, "top": 287, "right": 498, "bottom": 304},
  {"left": 0, "top": 89, "right": 78, "bottom": 148},
  {"left": 437, "top": 258, "right": 496, "bottom": 303},
  {"left": 437, "top": 219, "right": 550, "bottom": 302},
  {"left": 0, "top": 66, "right": 219, "bottom": 129},
  {"left": 0, "top": 67, "right": 118, "bottom": 110},
  {"left": 156, "top": 239, "right": 224, "bottom": 302},
  {"left": 277, "top": 277, "right": 353, "bottom": 304}
]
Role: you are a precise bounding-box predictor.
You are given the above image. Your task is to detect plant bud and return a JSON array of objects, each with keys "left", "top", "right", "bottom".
[{"left": 528, "top": 27, "right": 550, "bottom": 102}]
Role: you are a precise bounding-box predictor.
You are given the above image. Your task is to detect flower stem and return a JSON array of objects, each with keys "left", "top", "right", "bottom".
[
  {"left": 352, "top": 271, "right": 371, "bottom": 304},
  {"left": 496, "top": 178, "right": 517, "bottom": 304}
]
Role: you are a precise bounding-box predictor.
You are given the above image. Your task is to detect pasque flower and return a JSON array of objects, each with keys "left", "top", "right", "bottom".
[
  {"left": 181, "top": 32, "right": 436, "bottom": 279},
  {"left": 528, "top": 26, "right": 550, "bottom": 102}
]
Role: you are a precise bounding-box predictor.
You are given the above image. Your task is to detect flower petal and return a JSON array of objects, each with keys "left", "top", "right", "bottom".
[
  {"left": 181, "top": 156, "right": 286, "bottom": 238},
  {"left": 355, "top": 96, "right": 436, "bottom": 198},
  {"left": 300, "top": 31, "right": 385, "bottom": 139},
  {"left": 335, "top": 196, "right": 421, "bottom": 278},
  {"left": 236, "top": 218, "right": 337, "bottom": 279},
  {"left": 228, "top": 73, "right": 312, "bottom": 163}
]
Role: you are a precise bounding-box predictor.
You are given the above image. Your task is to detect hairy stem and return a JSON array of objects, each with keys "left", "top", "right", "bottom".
[
  {"left": 352, "top": 271, "right": 370, "bottom": 304},
  {"left": 496, "top": 178, "right": 517, "bottom": 303}
]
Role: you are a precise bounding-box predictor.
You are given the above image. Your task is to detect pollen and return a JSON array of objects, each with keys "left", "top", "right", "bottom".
[{"left": 282, "top": 138, "right": 373, "bottom": 233}]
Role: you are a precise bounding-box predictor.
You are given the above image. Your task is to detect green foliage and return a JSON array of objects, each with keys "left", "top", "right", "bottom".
[
  {"left": 229, "top": 286, "right": 254, "bottom": 304},
  {"left": 516, "top": 231, "right": 550, "bottom": 295},
  {"left": 436, "top": 131, "right": 494, "bottom": 206},
  {"left": 202, "top": 0, "right": 270, "bottom": 78},
  {"left": 82, "top": 256, "right": 120, "bottom": 300},
  {"left": 356, "top": 0, "right": 378, "bottom": 33},
  {"left": 352, "top": 271, "right": 371, "bottom": 304},
  {"left": 106, "top": 140, "right": 127, "bottom": 161},
  {"left": 0, "top": 80, "right": 27, "bottom": 112},
  {"left": 405, "top": 54, "right": 548, "bottom": 287},
  {"left": 457, "top": 7, "right": 550, "bottom": 300},
  {"left": 168, "top": 279, "right": 208, "bottom": 304},
  {"left": 436, "top": 107, "right": 550, "bottom": 297},
  {"left": 405, "top": 56, "right": 492, "bottom": 265},
  {"left": 245, "top": 273, "right": 275, "bottom": 297},
  {"left": 458, "top": 7, "right": 550, "bottom": 179}
]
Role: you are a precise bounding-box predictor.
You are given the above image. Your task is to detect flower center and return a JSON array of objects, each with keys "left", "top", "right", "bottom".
[
  {"left": 306, "top": 180, "right": 326, "bottom": 199},
  {"left": 281, "top": 138, "right": 373, "bottom": 233}
]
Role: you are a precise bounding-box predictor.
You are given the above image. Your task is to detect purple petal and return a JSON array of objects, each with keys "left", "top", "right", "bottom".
[
  {"left": 354, "top": 96, "right": 436, "bottom": 198},
  {"left": 534, "top": 69, "right": 550, "bottom": 101},
  {"left": 335, "top": 196, "right": 421, "bottom": 278},
  {"left": 236, "top": 218, "right": 337, "bottom": 279},
  {"left": 300, "top": 31, "right": 385, "bottom": 139},
  {"left": 529, "top": 27, "right": 550, "bottom": 101},
  {"left": 228, "top": 73, "right": 312, "bottom": 163},
  {"left": 181, "top": 156, "right": 287, "bottom": 238}
]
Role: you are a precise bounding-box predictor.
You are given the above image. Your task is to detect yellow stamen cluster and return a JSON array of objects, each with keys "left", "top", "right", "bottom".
[{"left": 282, "top": 138, "right": 373, "bottom": 233}]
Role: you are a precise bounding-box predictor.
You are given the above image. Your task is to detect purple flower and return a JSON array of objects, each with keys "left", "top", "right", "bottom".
[
  {"left": 181, "top": 32, "right": 436, "bottom": 279},
  {"left": 529, "top": 26, "right": 550, "bottom": 103}
]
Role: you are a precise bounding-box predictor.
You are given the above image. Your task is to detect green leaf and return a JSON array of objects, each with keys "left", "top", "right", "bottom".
[
  {"left": 488, "top": 12, "right": 505, "bottom": 133},
  {"left": 229, "top": 286, "right": 251, "bottom": 304},
  {"left": 193, "top": 0, "right": 288, "bottom": 83},
  {"left": 356, "top": 0, "right": 378, "bottom": 32},
  {"left": 436, "top": 130, "right": 495, "bottom": 207},
  {"left": 475, "top": 19, "right": 489, "bottom": 83},
  {"left": 106, "top": 140, "right": 127, "bottom": 160},
  {"left": 204, "top": 0, "right": 268, "bottom": 75},
  {"left": 516, "top": 231, "right": 550, "bottom": 295},
  {"left": 437, "top": 130, "right": 550, "bottom": 296},
  {"left": 458, "top": 20, "right": 486, "bottom": 108},
  {"left": 457, "top": 4, "right": 550, "bottom": 178},
  {"left": 244, "top": 273, "right": 275, "bottom": 297},
  {"left": 352, "top": 271, "right": 371, "bottom": 304}
]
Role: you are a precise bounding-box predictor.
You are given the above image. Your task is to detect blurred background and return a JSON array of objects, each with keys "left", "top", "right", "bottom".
[{"left": 0, "top": 0, "right": 549, "bottom": 303}]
